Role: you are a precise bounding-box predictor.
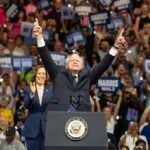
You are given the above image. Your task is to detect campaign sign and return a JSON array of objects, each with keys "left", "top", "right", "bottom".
[
  {"left": 89, "top": 11, "right": 110, "bottom": 26},
  {"left": 96, "top": 0, "right": 113, "bottom": 6},
  {"left": 6, "top": 4, "right": 19, "bottom": 19},
  {"left": 114, "top": 0, "right": 132, "bottom": 11},
  {"left": 66, "top": 30, "right": 86, "bottom": 46},
  {"left": 36, "top": 0, "right": 51, "bottom": 10},
  {"left": 145, "top": 59, "right": 150, "bottom": 73},
  {"left": 20, "top": 22, "right": 34, "bottom": 37},
  {"left": 97, "top": 77, "right": 121, "bottom": 93},
  {"left": 75, "top": 5, "right": 92, "bottom": 16},
  {"left": 0, "top": 56, "right": 12, "bottom": 70},
  {"left": 112, "top": 16, "right": 124, "bottom": 30},
  {"left": 12, "top": 56, "right": 34, "bottom": 71},
  {"left": 106, "top": 16, "right": 124, "bottom": 32},
  {"left": 49, "top": 51, "right": 67, "bottom": 66},
  {"left": 61, "top": 6, "right": 73, "bottom": 20}
]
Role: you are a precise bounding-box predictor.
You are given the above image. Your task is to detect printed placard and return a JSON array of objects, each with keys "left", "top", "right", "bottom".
[
  {"left": 97, "top": 77, "right": 121, "bottom": 93},
  {"left": 12, "top": 56, "right": 34, "bottom": 71},
  {"left": 61, "top": 6, "right": 73, "bottom": 20},
  {"left": 126, "top": 108, "right": 138, "bottom": 121},
  {"left": 66, "top": 30, "right": 86, "bottom": 46},
  {"left": 96, "top": 0, "right": 113, "bottom": 6},
  {"left": 145, "top": 59, "right": 150, "bottom": 73},
  {"left": 0, "top": 56, "right": 12, "bottom": 70},
  {"left": 106, "top": 16, "right": 124, "bottom": 32},
  {"left": 6, "top": 4, "right": 18, "bottom": 18},
  {"left": 36, "top": 0, "right": 50, "bottom": 9},
  {"left": 49, "top": 51, "right": 67, "bottom": 66},
  {"left": 75, "top": 5, "right": 92, "bottom": 16},
  {"left": 20, "top": 22, "right": 34, "bottom": 37},
  {"left": 114, "top": 0, "right": 132, "bottom": 11},
  {"left": 89, "top": 11, "right": 110, "bottom": 26}
]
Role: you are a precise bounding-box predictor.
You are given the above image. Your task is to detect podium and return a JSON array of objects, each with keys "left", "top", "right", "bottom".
[{"left": 45, "top": 111, "right": 108, "bottom": 150}]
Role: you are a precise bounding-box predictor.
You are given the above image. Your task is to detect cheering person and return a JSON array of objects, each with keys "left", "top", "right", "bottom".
[{"left": 22, "top": 65, "right": 53, "bottom": 150}]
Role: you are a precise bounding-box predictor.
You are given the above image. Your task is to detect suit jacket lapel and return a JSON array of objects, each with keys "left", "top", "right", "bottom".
[
  {"left": 34, "top": 90, "right": 41, "bottom": 106},
  {"left": 76, "top": 69, "right": 89, "bottom": 88},
  {"left": 41, "top": 87, "right": 46, "bottom": 106}
]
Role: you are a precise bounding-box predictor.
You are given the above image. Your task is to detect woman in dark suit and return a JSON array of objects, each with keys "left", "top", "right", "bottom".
[{"left": 22, "top": 65, "right": 53, "bottom": 150}]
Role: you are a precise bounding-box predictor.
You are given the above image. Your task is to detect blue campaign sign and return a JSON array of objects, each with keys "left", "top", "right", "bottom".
[
  {"left": 113, "top": 0, "right": 132, "bottom": 11},
  {"left": 20, "top": 22, "right": 34, "bottom": 38},
  {"left": 106, "top": 16, "right": 124, "bottom": 32},
  {"left": 0, "top": 56, "right": 12, "bottom": 70},
  {"left": 65, "top": 30, "right": 86, "bottom": 47},
  {"left": 12, "top": 56, "right": 34, "bottom": 71},
  {"left": 97, "top": 77, "right": 121, "bottom": 93},
  {"left": 89, "top": 11, "right": 110, "bottom": 26},
  {"left": 96, "top": 0, "right": 113, "bottom": 6},
  {"left": 49, "top": 51, "right": 67, "bottom": 66},
  {"left": 61, "top": 6, "right": 74, "bottom": 20}
]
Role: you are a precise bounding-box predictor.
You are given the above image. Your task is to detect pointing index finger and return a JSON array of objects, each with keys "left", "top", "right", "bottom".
[
  {"left": 35, "top": 18, "right": 39, "bottom": 26},
  {"left": 118, "top": 28, "right": 124, "bottom": 37}
]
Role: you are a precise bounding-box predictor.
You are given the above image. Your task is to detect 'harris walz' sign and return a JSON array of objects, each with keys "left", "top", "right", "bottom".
[
  {"left": 12, "top": 56, "right": 34, "bottom": 71},
  {"left": 97, "top": 77, "right": 121, "bottom": 93},
  {"left": 49, "top": 51, "right": 67, "bottom": 66},
  {"left": 0, "top": 56, "right": 12, "bottom": 70},
  {"left": 89, "top": 11, "right": 110, "bottom": 26},
  {"left": 114, "top": 0, "right": 132, "bottom": 11}
]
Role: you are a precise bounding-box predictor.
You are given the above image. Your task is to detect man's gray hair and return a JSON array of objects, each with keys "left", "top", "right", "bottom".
[{"left": 65, "top": 53, "right": 84, "bottom": 69}]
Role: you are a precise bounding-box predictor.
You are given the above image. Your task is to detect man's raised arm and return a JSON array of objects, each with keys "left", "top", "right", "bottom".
[
  {"left": 90, "top": 28, "right": 126, "bottom": 84},
  {"left": 33, "top": 18, "right": 58, "bottom": 81}
]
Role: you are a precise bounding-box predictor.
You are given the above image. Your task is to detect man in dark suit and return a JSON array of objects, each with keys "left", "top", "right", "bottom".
[{"left": 33, "top": 18, "right": 125, "bottom": 112}]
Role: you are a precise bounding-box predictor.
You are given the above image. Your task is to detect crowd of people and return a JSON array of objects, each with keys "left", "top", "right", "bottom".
[{"left": 0, "top": 0, "right": 150, "bottom": 150}]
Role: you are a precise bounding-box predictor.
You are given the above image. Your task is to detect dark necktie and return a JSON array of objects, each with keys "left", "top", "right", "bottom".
[
  {"left": 68, "top": 76, "right": 78, "bottom": 112},
  {"left": 73, "top": 75, "right": 78, "bottom": 87}
]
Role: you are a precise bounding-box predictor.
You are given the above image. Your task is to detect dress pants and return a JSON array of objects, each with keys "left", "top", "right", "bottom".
[{"left": 26, "top": 123, "right": 45, "bottom": 150}]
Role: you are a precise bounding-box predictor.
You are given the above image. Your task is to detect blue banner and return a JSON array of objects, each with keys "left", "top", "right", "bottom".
[
  {"left": 12, "top": 56, "right": 34, "bottom": 71},
  {"left": 97, "top": 77, "right": 121, "bottom": 93},
  {"left": 89, "top": 11, "right": 110, "bottom": 26},
  {"left": 0, "top": 56, "right": 12, "bottom": 70},
  {"left": 49, "top": 51, "right": 67, "bottom": 66}
]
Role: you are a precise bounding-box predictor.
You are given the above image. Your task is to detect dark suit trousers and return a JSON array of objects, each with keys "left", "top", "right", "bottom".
[{"left": 26, "top": 122, "right": 45, "bottom": 150}]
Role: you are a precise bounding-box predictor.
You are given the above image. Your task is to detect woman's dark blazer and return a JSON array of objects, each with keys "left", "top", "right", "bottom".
[{"left": 22, "top": 85, "right": 53, "bottom": 138}]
